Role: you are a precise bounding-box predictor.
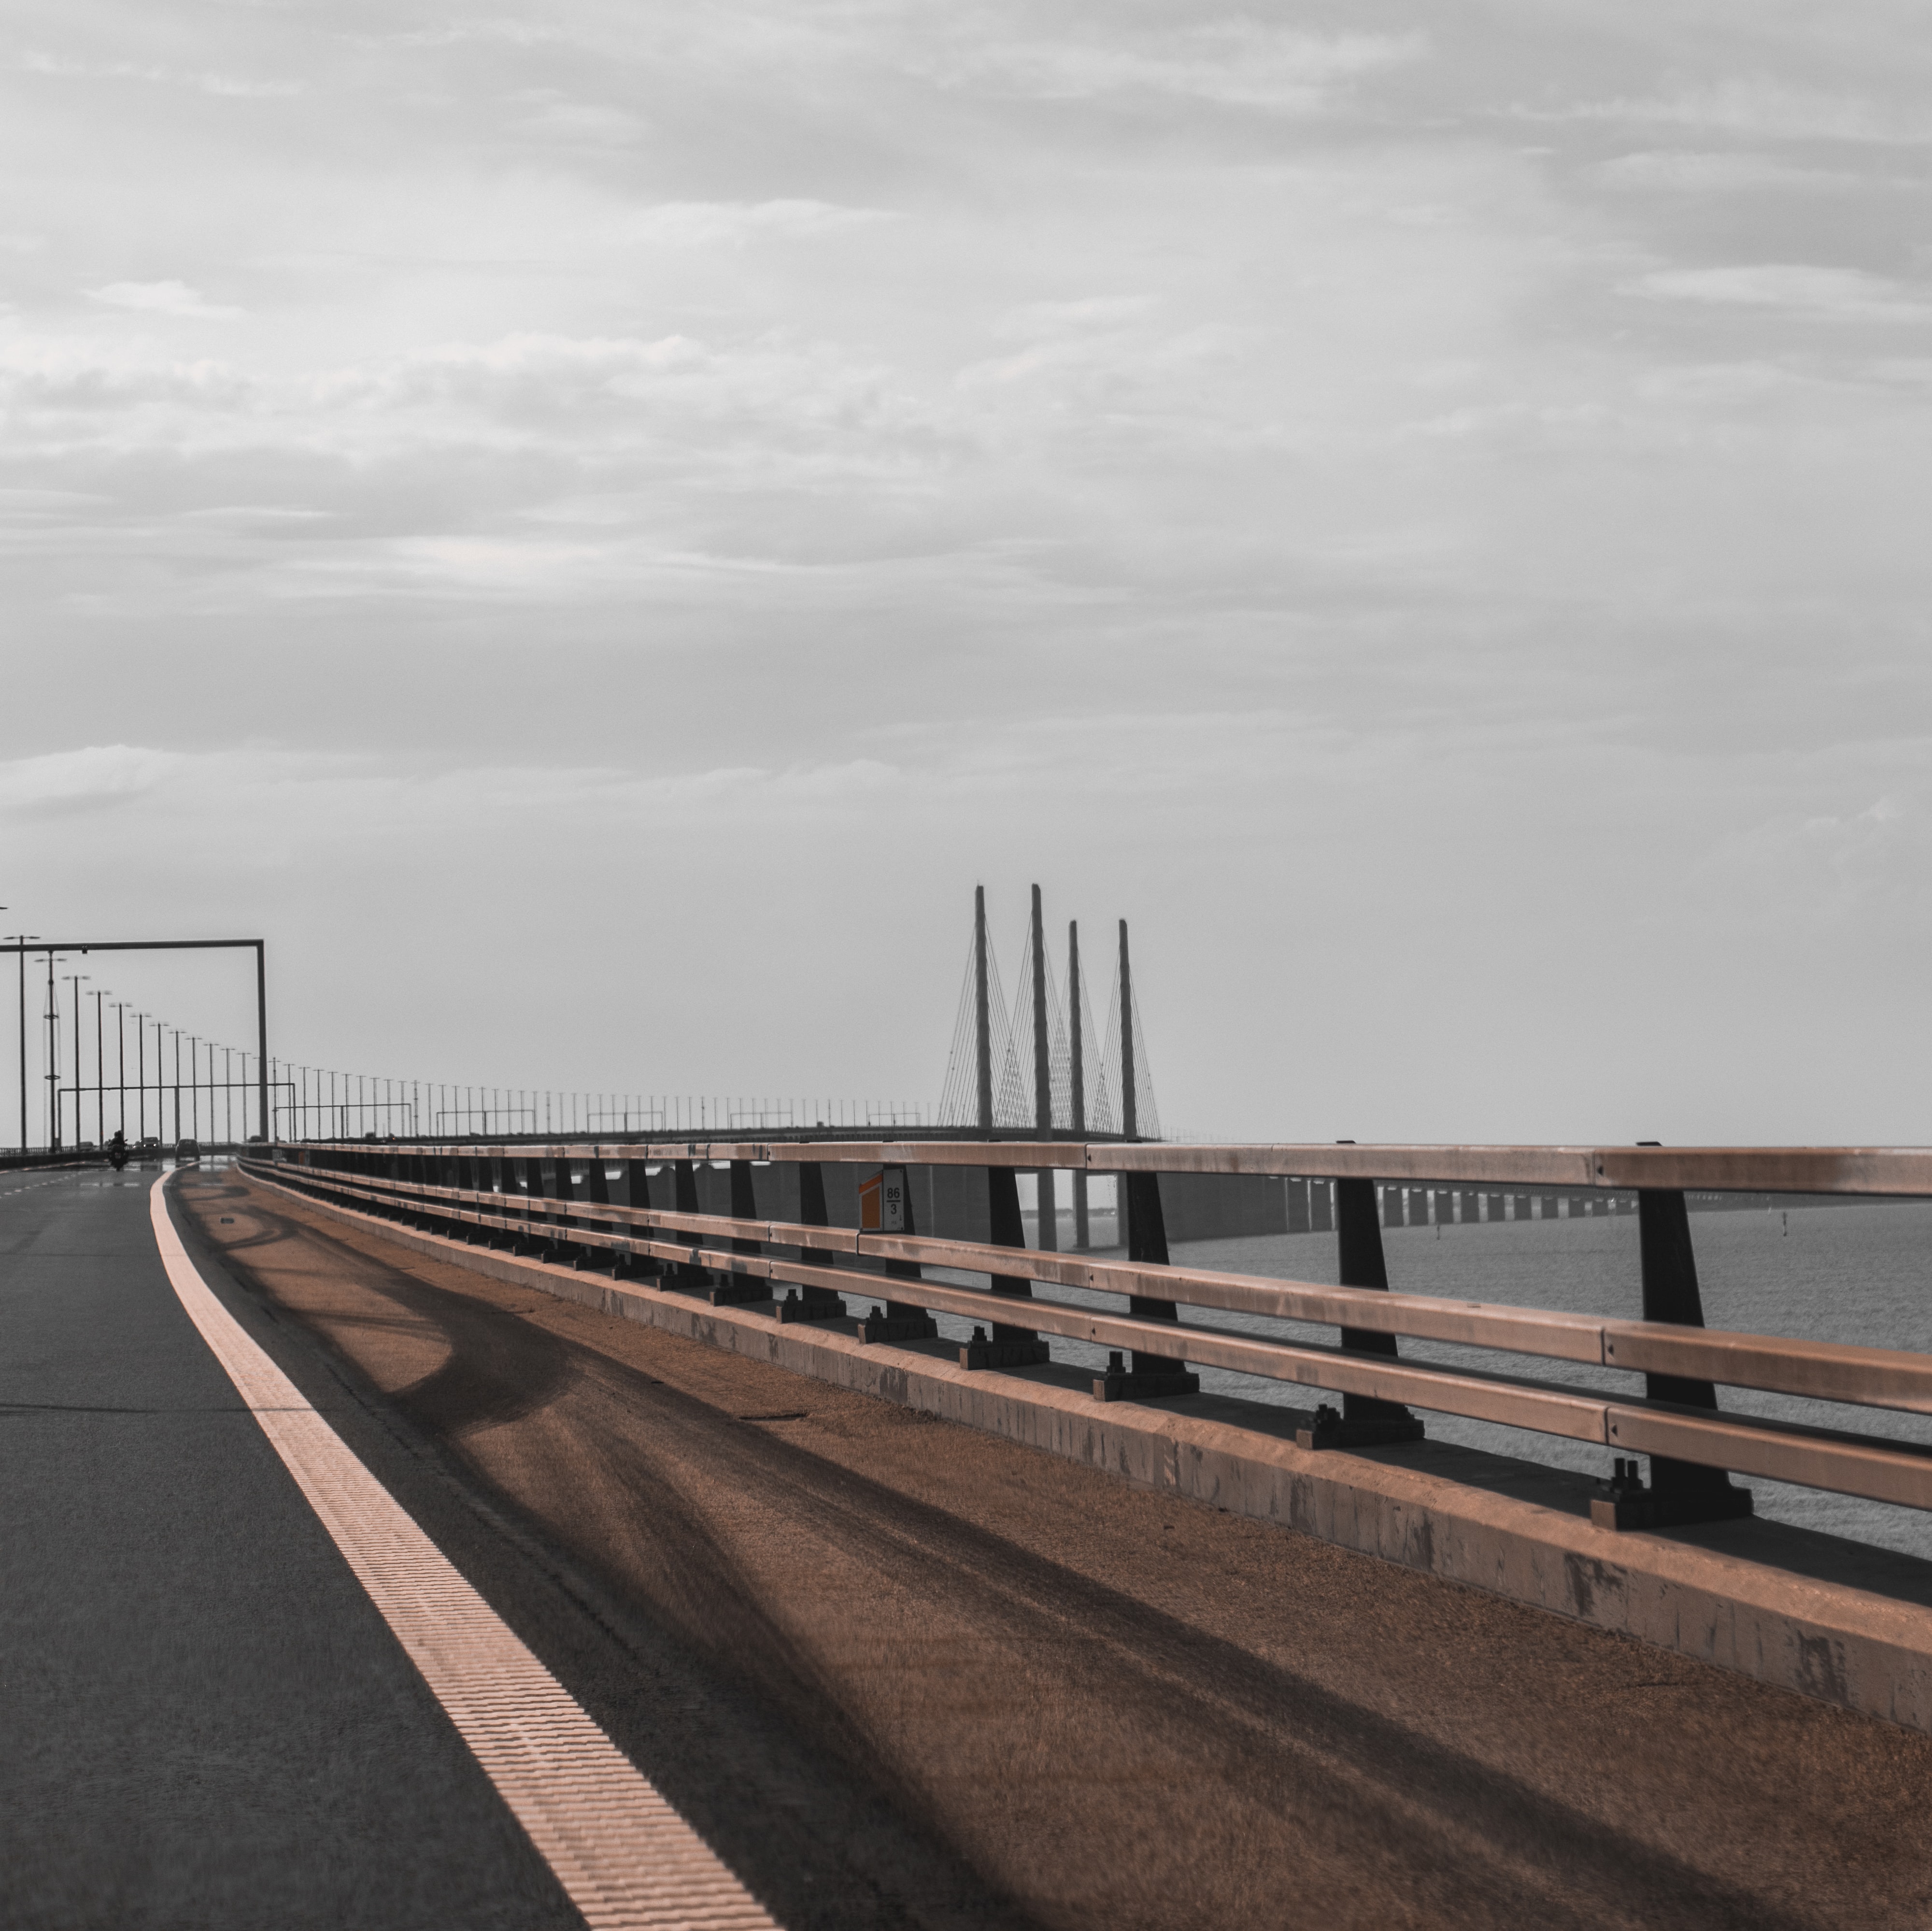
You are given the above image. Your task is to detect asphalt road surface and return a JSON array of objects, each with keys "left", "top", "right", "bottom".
[{"left": 7, "top": 1162, "right": 1932, "bottom": 1929}]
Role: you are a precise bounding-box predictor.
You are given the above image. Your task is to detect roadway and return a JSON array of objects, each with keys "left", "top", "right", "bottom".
[{"left": 5, "top": 1161, "right": 1932, "bottom": 1928}]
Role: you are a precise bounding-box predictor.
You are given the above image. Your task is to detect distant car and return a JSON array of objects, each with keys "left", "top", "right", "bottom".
[
  {"left": 175, "top": 1138, "right": 201, "bottom": 1163},
  {"left": 137, "top": 1136, "right": 161, "bottom": 1154}
]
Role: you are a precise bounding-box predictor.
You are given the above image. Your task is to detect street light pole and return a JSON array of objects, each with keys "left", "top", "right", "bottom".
[
  {"left": 44, "top": 954, "right": 59, "bottom": 1150},
  {"left": 8, "top": 930, "right": 37, "bottom": 1152},
  {"left": 116, "top": 1003, "right": 128, "bottom": 1136},
  {"left": 66, "top": 973, "right": 88, "bottom": 1149},
  {"left": 93, "top": 988, "right": 109, "bottom": 1146}
]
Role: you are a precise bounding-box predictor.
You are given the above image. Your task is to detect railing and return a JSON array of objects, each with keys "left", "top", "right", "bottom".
[{"left": 238, "top": 1136, "right": 1932, "bottom": 1533}]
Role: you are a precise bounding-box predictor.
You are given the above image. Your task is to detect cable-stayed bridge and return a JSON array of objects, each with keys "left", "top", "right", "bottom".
[{"left": 11, "top": 930, "right": 1932, "bottom": 1928}]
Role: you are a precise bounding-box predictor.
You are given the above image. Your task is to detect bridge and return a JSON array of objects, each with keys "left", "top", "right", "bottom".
[
  {"left": 8, "top": 897, "right": 1932, "bottom": 1926},
  {"left": 8, "top": 1123, "right": 1932, "bottom": 1927}
]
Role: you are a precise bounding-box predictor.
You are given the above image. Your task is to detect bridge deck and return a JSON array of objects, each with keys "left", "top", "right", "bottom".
[
  {"left": 11, "top": 1161, "right": 1932, "bottom": 1926},
  {"left": 78, "top": 1168, "right": 1932, "bottom": 1921}
]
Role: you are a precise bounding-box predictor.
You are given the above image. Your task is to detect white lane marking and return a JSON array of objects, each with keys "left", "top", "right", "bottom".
[{"left": 148, "top": 1173, "right": 781, "bottom": 1931}]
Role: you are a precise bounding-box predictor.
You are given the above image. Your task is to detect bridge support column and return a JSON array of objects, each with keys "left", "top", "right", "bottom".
[
  {"left": 683, "top": 1159, "right": 762, "bottom": 1306},
  {"left": 1093, "top": 1171, "right": 1199, "bottom": 1401},
  {"left": 775, "top": 1161, "right": 848, "bottom": 1324},
  {"left": 480, "top": 1154, "right": 514, "bottom": 1248},
  {"left": 860, "top": 1168, "right": 940, "bottom": 1343},
  {"left": 538, "top": 1154, "right": 573, "bottom": 1259},
  {"left": 571, "top": 1150, "right": 618, "bottom": 1272},
  {"left": 1594, "top": 1161, "right": 1753, "bottom": 1530},
  {"left": 614, "top": 1159, "right": 662, "bottom": 1277},
  {"left": 498, "top": 1153, "right": 537, "bottom": 1249},
  {"left": 957, "top": 1166, "right": 1048, "bottom": 1369},
  {"left": 1299, "top": 1172, "right": 1424, "bottom": 1450},
  {"left": 667, "top": 1159, "right": 715, "bottom": 1289},
  {"left": 522, "top": 1156, "right": 555, "bottom": 1256}
]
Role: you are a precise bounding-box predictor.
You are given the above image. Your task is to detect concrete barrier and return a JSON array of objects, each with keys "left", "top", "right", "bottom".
[{"left": 242, "top": 1165, "right": 1932, "bottom": 1739}]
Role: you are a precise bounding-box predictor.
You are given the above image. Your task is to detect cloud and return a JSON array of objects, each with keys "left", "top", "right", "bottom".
[
  {"left": 627, "top": 200, "right": 895, "bottom": 247},
  {"left": 924, "top": 25, "right": 1423, "bottom": 111},
  {"left": 376, "top": 19, "right": 564, "bottom": 49},
  {"left": 1622, "top": 264, "right": 1928, "bottom": 320},
  {"left": 1595, "top": 151, "right": 1865, "bottom": 193},
  {"left": 18, "top": 50, "right": 299, "bottom": 98},
  {"left": 85, "top": 280, "right": 245, "bottom": 321},
  {"left": 508, "top": 92, "right": 646, "bottom": 144},
  {"left": 0, "top": 744, "right": 187, "bottom": 815},
  {"left": 0, "top": 743, "right": 905, "bottom": 840},
  {"left": 1529, "top": 75, "right": 1932, "bottom": 145}
]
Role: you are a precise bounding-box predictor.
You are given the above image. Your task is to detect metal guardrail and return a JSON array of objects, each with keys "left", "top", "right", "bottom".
[
  {"left": 240, "top": 1138, "right": 1932, "bottom": 1531},
  {"left": 280, "top": 1137, "right": 1932, "bottom": 1193}
]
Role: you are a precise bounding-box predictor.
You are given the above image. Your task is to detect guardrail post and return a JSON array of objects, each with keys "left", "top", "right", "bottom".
[
  {"left": 774, "top": 1162, "right": 847, "bottom": 1323},
  {"left": 465, "top": 1151, "right": 493, "bottom": 1243},
  {"left": 1606, "top": 1163, "right": 1753, "bottom": 1528},
  {"left": 617, "top": 1159, "right": 660, "bottom": 1277},
  {"left": 956, "top": 1166, "right": 1049, "bottom": 1368},
  {"left": 1298, "top": 1172, "right": 1425, "bottom": 1449},
  {"left": 412, "top": 1150, "right": 440, "bottom": 1232},
  {"left": 702, "top": 1158, "right": 767, "bottom": 1306},
  {"left": 455, "top": 1152, "right": 484, "bottom": 1244},
  {"left": 1093, "top": 1172, "right": 1199, "bottom": 1400},
  {"left": 860, "top": 1164, "right": 941, "bottom": 1343},
  {"left": 668, "top": 1159, "right": 708, "bottom": 1286},
  {"left": 569, "top": 1151, "right": 613, "bottom": 1271},
  {"left": 526, "top": 1153, "right": 562, "bottom": 1258},
  {"left": 482, "top": 1153, "right": 513, "bottom": 1247},
  {"left": 507, "top": 1155, "right": 540, "bottom": 1255}
]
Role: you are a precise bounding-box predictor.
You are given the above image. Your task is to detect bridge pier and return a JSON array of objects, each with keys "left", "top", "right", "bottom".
[
  {"left": 1300, "top": 1169, "right": 1423, "bottom": 1450},
  {"left": 1595, "top": 1163, "right": 1754, "bottom": 1531},
  {"left": 860, "top": 1163, "right": 940, "bottom": 1344},
  {"left": 686, "top": 1158, "right": 764, "bottom": 1306},
  {"left": 568, "top": 1151, "right": 614, "bottom": 1271},
  {"left": 614, "top": 1159, "right": 662, "bottom": 1276},
  {"left": 957, "top": 1166, "right": 1046, "bottom": 1367},
  {"left": 774, "top": 1161, "right": 847, "bottom": 1324},
  {"left": 1093, "top": 1170, "right": 1198, "bottom": 1401}
]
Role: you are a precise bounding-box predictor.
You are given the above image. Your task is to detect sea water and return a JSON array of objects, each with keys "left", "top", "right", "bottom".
[{"left": 940, "top": 1199, "right": 1932, "bottom": 1562}]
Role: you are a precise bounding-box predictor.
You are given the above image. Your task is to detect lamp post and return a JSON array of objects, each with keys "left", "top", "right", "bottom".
[
  {"left": 64, "top": 973, "right": 88, "bottom": 1148},
  {"left": 92, "top": 988, "right": 111, "bottom": 1145},
  {"left": 43, "top": 954, "right": 61, "bottom": 1150},
  {"left": 116, "top": 1003, "right": 129, "bottom": 1137},
  {"left": 8, "top": 929, "right": 37, "bottom": 1152}
]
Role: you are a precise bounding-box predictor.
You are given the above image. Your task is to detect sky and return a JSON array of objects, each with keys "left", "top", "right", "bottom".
[{"left": 2, "top": 0, "right": 1929, "bottom": 1146}]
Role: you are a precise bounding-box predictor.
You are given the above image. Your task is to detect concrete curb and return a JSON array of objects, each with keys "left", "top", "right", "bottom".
[{"left": 245, "top": 1167, "right": 1932, "bottom": 1736}]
